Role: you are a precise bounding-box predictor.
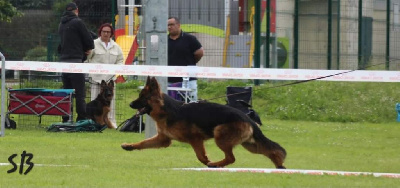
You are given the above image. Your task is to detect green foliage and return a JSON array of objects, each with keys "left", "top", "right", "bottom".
[
  {"left": 10, "top": 0, "right": 48, "bottom": 9},
  {"left": 0, "top": 0, "right": 23, "bottom": 22},
  {"left": 198, "top": 80, "right": 400, "bottom": 123},
  {"left": 23, "top": 46, "right": 47, "bottom": 61},
  {"left": 52, "top": 0, "right": 69, "bottom": 17},
  {"left": 75, "top": 0, "right": 114, "bottom": 29},
  {"left": 198, "top": 79, "right": 252, "bottom": 103},
  {"left": 116, "top": 79, "right": 145, "bottom": 90},
  {"left": 19, "top": 78, "right": 63, "bottom": 88}
]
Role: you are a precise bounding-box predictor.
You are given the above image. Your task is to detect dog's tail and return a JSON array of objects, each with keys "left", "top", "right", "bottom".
[{"left": 242, "top": 122, "right": 287, "bottom": 169}]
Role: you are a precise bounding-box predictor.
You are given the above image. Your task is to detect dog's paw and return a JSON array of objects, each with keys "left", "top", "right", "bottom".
[
  {"left": 206, "top": 162, "right": 223, "bottom": 168},
  {"left": 277, "top": 165, "right": 286, "bottom": 169},
  {"left": 121, "top": 143, "right": 136, "bottom": 151},
  {"left": 207, "top": 165, "right": 219, "bottom": 168}
]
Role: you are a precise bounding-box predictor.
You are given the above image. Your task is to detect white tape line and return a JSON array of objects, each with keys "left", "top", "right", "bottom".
[
  {"left": 0, "top": 162, "right": 88, "bottom": 167},
  {"left": 2, "top": 61, "right": 400, "bottom": 82},
  {"left": 173, "top": 168, "right": 400, "bottom": 179}
]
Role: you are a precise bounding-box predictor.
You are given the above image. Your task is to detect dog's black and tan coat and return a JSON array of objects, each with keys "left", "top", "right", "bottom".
[
  {"left": 86, "top": 80, "right": 115, "bottom": 129},
  {"left": 121, "top": 77, "right": 286, "bottom": 168}
]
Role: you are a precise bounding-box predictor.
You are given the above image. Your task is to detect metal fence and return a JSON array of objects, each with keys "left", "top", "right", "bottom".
[
  {"left": 2, "top": 1, "right": 399, "bottom": 69},
  {"left": 166, "top": 0, "right": 400, "bottom": 70},
  {"left": 1, "top": 0, "right": 400, "bottom": 126}
]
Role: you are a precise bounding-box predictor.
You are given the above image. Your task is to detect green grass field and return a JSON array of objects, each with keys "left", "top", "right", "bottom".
[
  {"left": 1, "top": 79, "right": 400, "bottom": 187},
  {"left": 1, "top": 120, "right": 399, "bottom": 187}
]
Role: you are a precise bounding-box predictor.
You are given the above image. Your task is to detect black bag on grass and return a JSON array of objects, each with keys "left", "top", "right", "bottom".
[
  {"left": 118, "top": 114, "right": 145, "bottom": 132},
  {"left": 5, "top": 116, "right": 17, "bottom": 129},
  {"left": 47, "top": 119, "right": 107, "bottom": 132}
]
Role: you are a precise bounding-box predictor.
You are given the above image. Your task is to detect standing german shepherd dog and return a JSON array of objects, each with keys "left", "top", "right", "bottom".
[
  {"left": 121, "top": 77, "right": 286, "bottom": 168},
  {"left": 86, "top": 80, "right": 115, "bottom": 129}
]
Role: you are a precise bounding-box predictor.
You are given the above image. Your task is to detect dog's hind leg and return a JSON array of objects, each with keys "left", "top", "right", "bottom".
[
  {"left": 94, "top": 115, "right": 105, "bottom": 126},
  {"left": 189, "top": 140, "right": 210, "bottom": 166},
  {"left": 241, "top": 141, "right": 286, "bottom": 169},
  {"left": 121, "top": 133, "right": 172, "bottom": 150},
  {"left": 206, "top": 146, "right": 235, "bottom": 168},
  {"left": 206, "top": 124, "right": 249, "bottom": 167}
]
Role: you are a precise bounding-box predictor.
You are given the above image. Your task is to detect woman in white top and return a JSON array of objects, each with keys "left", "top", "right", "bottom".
[{"left": 85, "top": 23, "right": 124, "bottom": 128}]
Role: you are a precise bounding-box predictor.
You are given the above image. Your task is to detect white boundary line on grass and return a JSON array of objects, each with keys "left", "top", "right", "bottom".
[
  {"left": 0, "top": 163, "right": 89, "bottom": 167},
  {"left": 173, "top": 168, "right": 400, "bottom": 179}
]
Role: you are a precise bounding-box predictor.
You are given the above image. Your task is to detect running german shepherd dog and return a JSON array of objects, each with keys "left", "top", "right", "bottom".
[
  {"left": 86, "top": 80, "right": 115, "bottom": 129},
  {"left": 121, "top": 77, "right": 286, "bottom": 168}
]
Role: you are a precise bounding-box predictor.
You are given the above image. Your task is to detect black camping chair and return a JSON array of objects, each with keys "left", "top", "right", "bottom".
[{"left": 226, "top": 86, "right": 262, "bottom": 125}]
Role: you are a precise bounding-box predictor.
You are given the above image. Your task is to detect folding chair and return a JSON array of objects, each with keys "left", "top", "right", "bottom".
[
  {"left": 226, "top": 86, "right": 262, "bottom": 125},
  {"left": 167, "top": 79, "right": 193, "bottom": 103}
]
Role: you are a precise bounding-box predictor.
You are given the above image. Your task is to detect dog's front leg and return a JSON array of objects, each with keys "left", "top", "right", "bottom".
[
  {"left": 103, "top": 107, "right": 115, "bottom": 129},
  {"left": 121, "top": 133, "right": 171, "bottom": 151},
  {"left": 189, "top": 140, "right": 210, "bottom": 166},
  {"left": 103, "top": 114, "right": 115, "bottom": 129}
]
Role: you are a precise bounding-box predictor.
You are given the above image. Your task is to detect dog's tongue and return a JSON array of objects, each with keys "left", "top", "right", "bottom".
[{"left": 136, "top": 107, "right": 147, "bottom": 116}]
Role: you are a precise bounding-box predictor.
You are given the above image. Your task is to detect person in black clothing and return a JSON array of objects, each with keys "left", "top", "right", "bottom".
[
  {"left": 167, "top": 17, "right": 204, "bottom": 102},
  {"left": 58, "top": 2, "right": 94, "bottom": 122}
]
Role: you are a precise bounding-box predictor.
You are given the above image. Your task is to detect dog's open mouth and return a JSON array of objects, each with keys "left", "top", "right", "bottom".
[{"left": 135, "top": 107, "right": 148, "bottom": 117}]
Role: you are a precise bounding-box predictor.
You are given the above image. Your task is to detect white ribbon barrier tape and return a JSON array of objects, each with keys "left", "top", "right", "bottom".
[
  {"left": 173, "top": 168, "right": 400, "bottom": 179},
  {"left": 3, "top": 61, "right": 400, "bottom": 82}
]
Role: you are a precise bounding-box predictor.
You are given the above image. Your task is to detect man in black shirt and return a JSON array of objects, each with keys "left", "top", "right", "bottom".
[
  {"left": 168, "top": 17, "right": 204, "bottom": 101},
  {"left": 58, "top": 2, "right": 94, "bottom": 122}
]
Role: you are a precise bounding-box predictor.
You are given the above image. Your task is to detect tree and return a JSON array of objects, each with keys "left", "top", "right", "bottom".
[
  {"left": 74, "top": 0, "right": 115, "bottom": 29},
  {"left": 23, "top": 46, "right": 47, "bottom": 61},
  {"left": 0, "top": 0, "right": 23, "bottom": 22},
  {"left": 10, "top": 0, "right": 50, "bottom": 10}
]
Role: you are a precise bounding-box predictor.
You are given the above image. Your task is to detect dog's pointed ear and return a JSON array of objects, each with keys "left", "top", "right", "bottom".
[
  {"left": 101, "top": 80, "right": 107, "bottom": 86},
  {"left": 150, "top": 77, "right": 158, "bottom": 88},
  {"left": 150, "top": 77, "right": 157, "bottom": 83},
  {"left": 145, "top": 76, "right": 151, "bottom": 86},
  {"left": 149, "top": 77, "right": 161, "bottom": 94},
  {"left": 108, "top": 80, "right": 114, "bottom": 88}
]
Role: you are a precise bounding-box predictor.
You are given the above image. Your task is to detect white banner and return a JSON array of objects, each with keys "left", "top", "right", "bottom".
[{"left": 2, "top": 61, "right": 400, "bottom": 82}]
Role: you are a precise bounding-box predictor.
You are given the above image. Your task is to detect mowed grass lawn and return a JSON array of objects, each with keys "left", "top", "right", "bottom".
[{"left": 1, "top": 119, "right": 400, "bottom": 187}]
